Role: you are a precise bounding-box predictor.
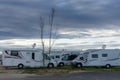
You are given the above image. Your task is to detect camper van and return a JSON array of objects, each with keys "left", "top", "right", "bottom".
[
  {"left": 57, "top": 54, "right": 78, "bottom": 67},
  {"left": 50, "top": 51, "right": 80, "bottom": 67},
  {"left": 49, "top": 50, "right": 65, "bottom": 62},
  {"left": 1, "top": 49, "right": 57, "bottom": 69},
  {"left": 72, "top": 49, "right": 120, "bottom": 68}
]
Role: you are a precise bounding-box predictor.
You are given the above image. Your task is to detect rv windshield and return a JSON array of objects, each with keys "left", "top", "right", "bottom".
[
  {"left": 62, "top": 54, "right": 69, "bottom": 61},
  {"left": 62, "top": 54, "right": 78, "bottom": 61},
  {"left": 43, "top": 54, "right": 50, "bottom": 60}
]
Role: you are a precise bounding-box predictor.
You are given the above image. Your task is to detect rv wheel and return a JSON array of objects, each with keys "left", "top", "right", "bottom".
[
  {"left": 48, "top": 63, "right": 54, "bottom": 68},
  {"left": 76, "top": 63, "right": 82, "bottom": 68},
  {"left": 105, "top": 64, "right": 111, "bottom": 69},
  {"left": 58, "top": 62, "right": 64, "bottom": 67},
  {"left": 18, "top": 64, "right": 24, "bottom": 69}
]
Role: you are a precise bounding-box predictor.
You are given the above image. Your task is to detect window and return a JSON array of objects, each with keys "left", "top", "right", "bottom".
[
  {"left": 11, "top": 51, "right": 18, "bottom": 56},
  {"left": 102, "top": 54, "right": 108, "bottom": 57},
  {"left": 56, "top": 55, "right": 60, "bottom": 58},
  {"left": 32, "top": 53, "right": 35, "bottom": 60},
  {"left": 51, "top": 56, "right": 54, "bottom": 59},
  {"left": 79, "top": 57, "right": 84, "bottom": 60},
  {"left": 92, "top": 54, "right": 98, "bottom": 58},
  {"left": 44, "top": 54, "right": 50, "bottom": 60},
  {"left": 68, "top": 55, "right": 78, "bottom": 60},
  {"left": 62, "top": 54, "right": 78, "bottom": 60},
  {"left": 83, "top": 52, "right": 89, "bottom": 54},
  {"left": 62, "top": 55, "right": 69, "bottom": 61}
]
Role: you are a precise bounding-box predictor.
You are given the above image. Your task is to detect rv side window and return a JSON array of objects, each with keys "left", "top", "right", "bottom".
[
  {"left": 32, "top": 53, "right": 35, "bottom": 60},
  {"left": 92, "top": 54, "right": 98, "bottom": 58},
  {"left": 56, "top": 55, "right": 60, "bottom": 58},
  {"left": 11, "top": 51, "right": 18, "bottom": 56},
  {"left": 84, "top": 52, "right": 89, "bottom": 54},
  {"left": 79, "top": 57, "right": 84, "bottom": 60},
  {"left": 102, "top": 54, "right": 108, "bottom": 57},
  {"left": 51, "top": 56, "right": 54, "bottom": 59}
]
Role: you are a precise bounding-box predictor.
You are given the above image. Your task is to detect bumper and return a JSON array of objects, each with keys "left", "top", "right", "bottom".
[{"left": 71, "top": 62, "right": 77, "bottom": 66}]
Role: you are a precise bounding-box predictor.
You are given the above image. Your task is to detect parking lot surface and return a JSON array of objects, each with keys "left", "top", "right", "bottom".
[{"left": 0, "top": 71, "right": 120, "bottom": 80}]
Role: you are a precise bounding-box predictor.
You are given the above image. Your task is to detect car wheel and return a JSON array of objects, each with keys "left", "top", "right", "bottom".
[
  {"left": 48, "top": 63, "right": 54, "bottom": 68},
  {"left": 76, "top": 63, "right": 82, "bottom": 68},
  {"left": 18, "top": 64, "right": 24, "bottom": 69},
  {"left": 58, "top": 62, "right": 64, "bottom": 67},
  {"left": 105, "top": 64, "right": 111, "bottom": 69}
]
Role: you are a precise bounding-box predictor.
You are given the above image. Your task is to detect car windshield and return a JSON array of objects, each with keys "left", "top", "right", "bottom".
[
  {"left": 62, "top": 54, "right": 78, "bottom": 61},
  {"left": 43, "top": 54, "right": 50, "bottom": 60}
]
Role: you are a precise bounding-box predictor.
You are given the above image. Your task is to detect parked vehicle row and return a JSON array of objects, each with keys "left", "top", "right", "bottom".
[
  {"left": 1, "top": 48, "right": 120, "bottom": 69},
  {"left": 50, "top": 49, "right": 120, "bottom": 68}
]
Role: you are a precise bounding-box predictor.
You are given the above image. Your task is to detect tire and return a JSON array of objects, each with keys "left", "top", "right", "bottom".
[
  {"left": 105, "top": 64, "right": 111, "bottom": 69},
  {"left": 48, "top": 63, "right": 54, "bottom": 68},
  {"left": 18, "top": 64, "right": 24, "bottom": 69},
  {"left": 76, "top": 63, "right": 82, "bottom": 68},
  {"left": 58, "top": 62, "right": 64, "bottom": 67}
]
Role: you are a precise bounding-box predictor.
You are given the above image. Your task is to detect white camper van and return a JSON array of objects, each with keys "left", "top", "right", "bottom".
[
  {"left": 50, "top": 50, "right": 65, "bottom": 62},
  {"left": 50, "top": 51, "right": 79, "bottom": 67},
  {"left": 72, "top": 49, "right": 120, "bottom": 68},
  {"left": 1, "top": 49, "right": 57, "bottom": 69},
  {"left": 57, "top": 54, "right": 79, "bottom": 67}
]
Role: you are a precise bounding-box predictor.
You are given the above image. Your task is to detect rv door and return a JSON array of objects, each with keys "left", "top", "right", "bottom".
[{"left": 26, "top": 52, "right": 31, "bottom": 67}]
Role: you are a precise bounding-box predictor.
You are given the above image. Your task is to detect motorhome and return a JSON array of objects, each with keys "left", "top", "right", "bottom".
[
  {"left": 1, "top": 48, "right": 57, "bottom": 69},
  {"left": 49, "top": 50, "right": 65, "bottom": 62},
  {"left": 49, "top": 50, "right": 80, "bottom": 67},
  {"left": 57, "top": 53, "right": 79, "bottom": 67},
  {"left": 72, "top": 49, "right": 120, "bottom": 68}
]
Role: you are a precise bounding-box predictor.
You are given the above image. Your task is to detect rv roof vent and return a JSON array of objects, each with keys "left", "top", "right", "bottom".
[
  {"left": 32, "top": 43, "right": 36, "bottom": 49},
  {"left": 102, "top": 44, "right": 106, "bottom": 49}
]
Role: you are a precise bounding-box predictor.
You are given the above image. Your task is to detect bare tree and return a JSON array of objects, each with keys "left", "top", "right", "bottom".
[
  {"left": 48, "top": 8, "right": 55, "bottom": 58},
  {"left": 39, "top": 8, "right": 57, "bottom": 65},
  {"left": 40, "top": 16, "right": 45, "bottom": 66}
]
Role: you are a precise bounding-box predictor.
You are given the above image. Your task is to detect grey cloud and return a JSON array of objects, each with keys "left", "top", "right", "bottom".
[
  {"left": 109, "top": 44, "right": 120, "bottom": 47},
  {"left": 55, "top": 0, "right": 120, "bottom": 29},
  {"left": 56, "top": 43, "right": 70, "bottom": 46},
  {"left": 57, "top": 44, "right": 102, "bottom": 50},
  {"left": 55, "top": 43, "right": 120, "bottom": 50},
  {"left": 0, "top": 0, "right": 120, "bottom": 40},
  {"left": 93, "top": 41, "right": 118, "bottom": 45},
  {"left": 56, "top": 32, "right": 92, "bottom": 39},
  {"left": 56, "top": 42, "right": 89, "bottom": 46}
]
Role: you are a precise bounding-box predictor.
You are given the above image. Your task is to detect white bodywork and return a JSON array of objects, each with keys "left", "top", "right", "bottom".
[
  {"left": 49, "top": 50, "right": 80, "bottom": 61},
  {"left": 72, "top": 49, "right": 120, "bottom": 67},
  {"left": 50, "top": 51, "right": 64, "bottom": 62},
  {"left": 2, "top": 49, "right": 57, "bottom": 67}
]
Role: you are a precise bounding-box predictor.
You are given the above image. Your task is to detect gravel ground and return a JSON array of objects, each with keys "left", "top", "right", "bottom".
[
  {"left": 0, "top": 66, "right": 120, "bottom": 80},
  {"left": 0, "top": 71, "right": 120, "bottom": 80}
]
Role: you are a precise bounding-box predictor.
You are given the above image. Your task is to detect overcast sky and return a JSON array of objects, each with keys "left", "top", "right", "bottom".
[{"left": 0, "top": 0, "right": 120, "bottom": 50}]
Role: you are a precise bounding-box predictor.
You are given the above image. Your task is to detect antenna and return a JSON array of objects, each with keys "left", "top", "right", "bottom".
[{"left": 32, "top": 43, "right": 36, "bottom": 49}]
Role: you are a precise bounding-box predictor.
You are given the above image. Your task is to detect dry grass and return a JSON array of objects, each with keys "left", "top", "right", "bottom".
[
  {"left": 22, "top": 66, "right": 86, "bottom": 76},
  {"left": 0, "top": 66, "right": 120, "bottom": 76}
]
